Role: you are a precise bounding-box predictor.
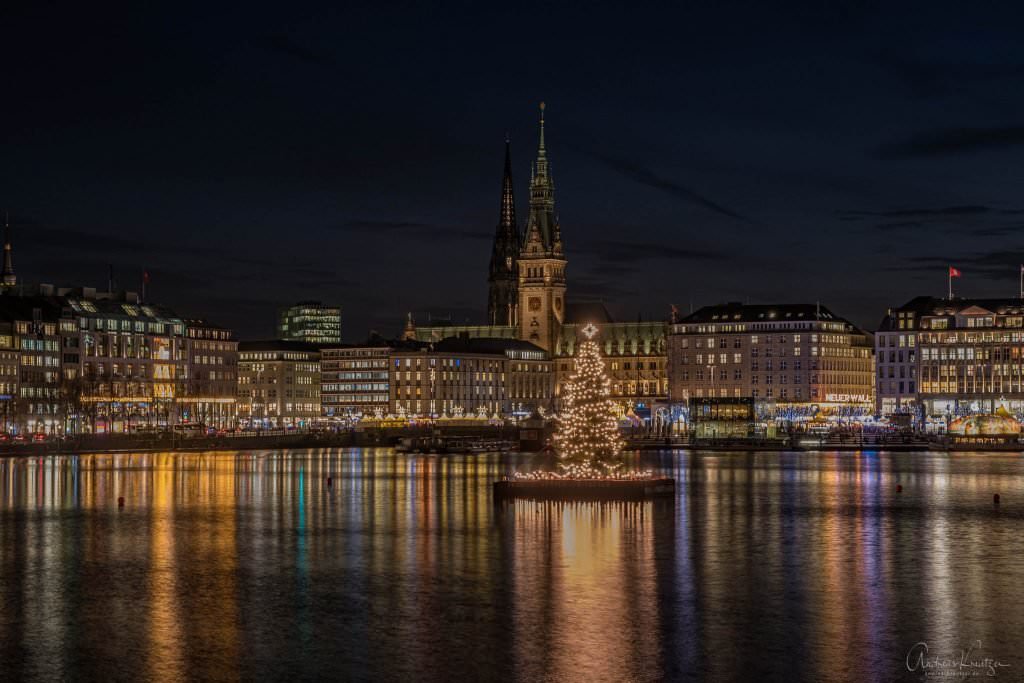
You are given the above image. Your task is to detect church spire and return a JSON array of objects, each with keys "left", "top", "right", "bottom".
[
  {"left": 524, "top": 102, "right": 558, "bottom": 253},
  {"left": 499, "top": 134, "right": 516, "bottom": 230},
  {"left": 538, "top": 102, "right": 547, "bottom": 154},
  {"left": 516, "top": 103, "right": 567, "bottom": 353},
  {"left": 533, "top": 102, "right": 551, "bottom": 187},
  {"left": 1, "top": 211, "right": 15, "bottom": 289},
  {"left": 488, "top": 136, "right": 520, "bottom": 326},
  {"left": 402, "top": 312, "right": 417, "bottom": 341}
]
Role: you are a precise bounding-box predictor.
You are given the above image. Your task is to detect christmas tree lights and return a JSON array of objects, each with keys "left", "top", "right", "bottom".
[{"left": 520, "top": 324, "right": 652, "bottom": 481}]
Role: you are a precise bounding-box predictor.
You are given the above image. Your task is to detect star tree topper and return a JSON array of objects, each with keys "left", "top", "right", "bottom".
[{"left": 581, "top": 323, "right": 598, "bottom": 339}]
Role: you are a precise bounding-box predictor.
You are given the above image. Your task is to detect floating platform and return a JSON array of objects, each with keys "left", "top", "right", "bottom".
[{"left": 493, "top": 477, "right": 675, "bottom": 501}]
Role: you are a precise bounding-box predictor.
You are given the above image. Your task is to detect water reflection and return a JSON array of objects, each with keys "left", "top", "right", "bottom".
[
  {"left": 498, "top": 499, "right": 670, "bottom": 681},
  {"left": 0, "top": 449, "right": 1021, "bottom": 681}
]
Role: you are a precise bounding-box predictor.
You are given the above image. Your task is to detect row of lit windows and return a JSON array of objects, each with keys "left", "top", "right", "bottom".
[
  {"left": 877, "top": 333, "right": 917, "bottom": 348},
  {"left": 240, "top": 352, "right": 318, "bottom": 363},
  {"left": 21, "top": 356, "right": 59, "bottom": 367},
  {"left": 322, "top": 394, "right": 389, "bottom": 404},
  {"left": 322, "top": 371, "right": 388, "bottom": 381},
  {"left": 323, "top": 383, "right": 389, "bottom": 392},
  {"left": 919, "top": 381, "right": 1021, "bottom": 394},
  {"left": 920, "top": 364, "right": 1024, "bottom": 378},
  {"left": 192, "top": 355, "right": 229, "bottom": 366}
]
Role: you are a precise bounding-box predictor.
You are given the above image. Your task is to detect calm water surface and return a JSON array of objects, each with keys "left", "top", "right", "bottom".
[{"left": 1, "top": 448, "right": 1022, "bottom": 682}]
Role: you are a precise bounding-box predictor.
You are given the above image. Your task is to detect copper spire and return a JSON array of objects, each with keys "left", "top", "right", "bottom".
[{"left": 1, "top": 211, "right": 14, "bottom": 288}]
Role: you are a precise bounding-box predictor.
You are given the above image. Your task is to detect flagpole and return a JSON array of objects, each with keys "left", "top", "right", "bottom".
[
  {"left": 1019, "top": 264, "right": 1022, "bottom": 299},
  {"left": 948, "top": 268, "right": 952, "bottom": 300}
]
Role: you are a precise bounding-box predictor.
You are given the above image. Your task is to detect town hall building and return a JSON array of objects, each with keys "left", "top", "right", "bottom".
[{"left": 413, "top": 104, "right": 669, "bottom": 423}]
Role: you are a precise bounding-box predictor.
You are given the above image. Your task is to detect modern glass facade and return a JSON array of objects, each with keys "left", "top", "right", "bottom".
[{"left": 279, "top": 302, "right": 342, "bottom": 345}]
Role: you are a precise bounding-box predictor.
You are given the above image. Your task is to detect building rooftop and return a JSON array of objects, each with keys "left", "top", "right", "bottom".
[
  {"left": 681, "top": 302, "right": 851, "bottom": 326},
  {"left": 390, "top": 336, "right": 548, "bottom": 357},
  {"left": 432, "top": 336, "right": 547, "bottom": 355},
  {"left": 878, "top": 296, "right": 1024, "bottom": 331},
  {"left": 238, "top": 339, "right": 323, "bottom": 353},
  {"left": 0, "top": 295, "right": 68, "bottom": 323}
]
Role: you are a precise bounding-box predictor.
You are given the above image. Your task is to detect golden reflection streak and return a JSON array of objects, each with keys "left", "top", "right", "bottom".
[
  {"left": 146, "top": 455, "right": 184, "bottom": 680},
  {"left": 511, "top": 499, "right": 660, "bottom": 682}
]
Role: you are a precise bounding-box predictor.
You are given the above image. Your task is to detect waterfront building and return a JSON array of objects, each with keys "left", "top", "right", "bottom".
[
  {"left": 876, "top": 296, "right": 1024, "bottom": 418},
  {"left": 237, "top": 340, "right": 320, "bottom": 428},
  {"left": 0, "top": 297, "right": 62, "bottom": 433},
  {"left": 182, "top": 319, "right": 238, "bottom": 428},
  {"left": 320, "top": 340, "right": 392, "bottom": 420},
  {"left": 667, "top": 303, "right": 875, "bottom": 419},
  {"left": 65, "top": 289, "right": 189, "bottom": 432},
  {"left": 389, "top": 337, "right": 552, "bottom": 417},
  {"left": 0, "top": 271, "right": 241, "bottom": 433},
  {"left": 414, "top": 104, "right": 669, "bottom": 422},
  {"left": 279, "top": 301, "right": 342, "bottom": 345}
]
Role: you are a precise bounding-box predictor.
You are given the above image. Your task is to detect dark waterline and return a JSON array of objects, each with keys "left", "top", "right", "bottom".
[{"left": 0, "top": 449, "right": 1022, "bottom": 682}]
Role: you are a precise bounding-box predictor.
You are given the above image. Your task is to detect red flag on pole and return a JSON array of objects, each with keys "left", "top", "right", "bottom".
[{"left": 949, "top": 266, "right": 961, "bottom": 278}]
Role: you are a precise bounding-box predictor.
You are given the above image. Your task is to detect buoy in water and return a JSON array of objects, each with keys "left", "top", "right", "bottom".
[
  {"left": 117, "top": 496, "right": 124, "bottom": 508},
  {"left": 994, "top": 493, "right": 1001, "bottom": 505}
]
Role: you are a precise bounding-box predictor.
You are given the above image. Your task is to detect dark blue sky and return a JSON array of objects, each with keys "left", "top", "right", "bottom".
[{"left": 4, "top": 2, "right": 1024, "bottom": 339}]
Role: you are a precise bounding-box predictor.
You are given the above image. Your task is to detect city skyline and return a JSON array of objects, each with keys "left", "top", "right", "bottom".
[{"left": 5, "top": 3, "right": 1024, "bottom": 340}]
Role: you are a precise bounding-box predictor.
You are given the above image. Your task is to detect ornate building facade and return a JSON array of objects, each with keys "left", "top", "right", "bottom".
[{"left": 876, "top": 296, "right": 1024, "bottom": 418}]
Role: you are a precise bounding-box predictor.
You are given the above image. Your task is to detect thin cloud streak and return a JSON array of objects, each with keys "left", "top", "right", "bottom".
[
  {"left": 877, "top": 126, "right": 1024, "bottom": 159},
  {"left": 582, "top": 150, "right": 748, "bottom": 222}
]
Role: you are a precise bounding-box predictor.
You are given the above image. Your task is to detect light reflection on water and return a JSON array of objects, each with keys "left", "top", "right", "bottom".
[{"left": 0, "top": 449, "right": 1022, "bottom": 681}]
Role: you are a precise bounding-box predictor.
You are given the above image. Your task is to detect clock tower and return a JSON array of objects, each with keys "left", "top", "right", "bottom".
[{"left": 518, "top": 103, "right": 566, "bottom": 352}]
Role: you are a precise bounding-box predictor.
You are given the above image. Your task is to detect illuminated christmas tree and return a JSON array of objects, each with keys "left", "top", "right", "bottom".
[{"left": 554, "top": 324, "right": 625, "bottom": 478}]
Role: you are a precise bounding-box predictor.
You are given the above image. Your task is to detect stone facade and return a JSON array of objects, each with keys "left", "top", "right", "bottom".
[
  {"left": 320, "top": 342, "right": 392, "bottom": 419},
  {"left": 389, "top": 337, "right": 552, "bottom": 417},
  {"left": 237, "top": 340, "right": 320, "bottom": 428},
  {"left": 667, "top": 303, "right": 874, "bottom": 416},
  {"left": 183, "top": 319, "right": 238, "bottom": 427}
]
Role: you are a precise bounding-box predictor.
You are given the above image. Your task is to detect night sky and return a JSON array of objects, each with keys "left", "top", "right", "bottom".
[{"left": 4, "top": 2, "right": 1024, "bottom": 340}]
